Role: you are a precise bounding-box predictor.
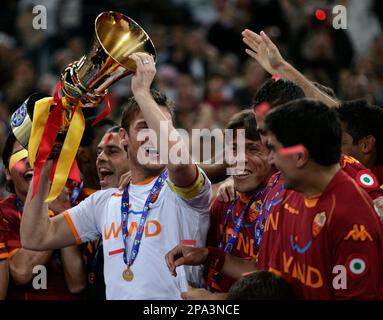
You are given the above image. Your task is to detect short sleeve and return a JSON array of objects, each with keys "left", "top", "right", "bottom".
[
  {"left": 329, "top": 188, "right": 383, "bottom": 299},
  {"left": 170, "top": 168, "right": 212, "bottom": 212},
  {"left": 64, "top": 190, "right": 109, "bottom": 243}
]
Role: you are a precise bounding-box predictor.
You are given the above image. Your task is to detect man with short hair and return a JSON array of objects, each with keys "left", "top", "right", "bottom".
[
  {"left": 21, "top": 52, "right": 212, "bottom": 300},
  {"left": 337, "top": 100, "right": 383, "bottom": 185},
  {"left": 96, "top": 126, "right": 130, "bottom": 190},
  {"left": 85, "top": 125, "right": 130, "bottom": 300},
  {"left": 183, "top": 110, "right": 275, "bottom": 300},
  {"left": 207, "top": 111, "right": 273, "bottom": 291}
]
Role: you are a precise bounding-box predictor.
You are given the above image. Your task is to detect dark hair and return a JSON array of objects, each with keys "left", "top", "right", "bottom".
[
  {"left": 226, "top": 110, "right": 260, "bottom": 141},
  {"left": 226, "top": 271, "right": 295, "bottom": 300},
  {"left": 2, "top": 133, "right": 17, "bottom": 193},
  {"left": 265, "top": 99, "right": 342, "bottom": 166},
  {"left": 121, "top": 89, "right": 175, "bottom": 132},
  {"left": 80, "top": 118, "right": 117, "bottom": 147},
  {"left": 337, "top": 100, "right": 383, "bottom": 165},
  {"left": 253, "top": 79, "right": 305, "bottom": 110},
  {"left": 2, "top": 132, "right": 17, "bottom": 169}
]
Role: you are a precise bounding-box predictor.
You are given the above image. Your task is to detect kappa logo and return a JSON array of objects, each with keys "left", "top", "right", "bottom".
[
  {"left": 284, "top": 203, "right": 299, "bottom": 215},
  {"left": 341, "top": 155, "right": 359, "bottom": 167},
  {"left": 312, "top": 211, "right": 327, "bottom": 237},
  {"left": 344, "top": 224, "right": 373, "bottom": 242}
]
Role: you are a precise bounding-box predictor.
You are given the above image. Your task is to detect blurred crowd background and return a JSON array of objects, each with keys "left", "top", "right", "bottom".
[{"left": 0, "top": 0, "right": 382, "bottom": 195}]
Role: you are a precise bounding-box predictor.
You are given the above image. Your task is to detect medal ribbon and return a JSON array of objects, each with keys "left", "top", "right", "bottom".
[
  {"left": 253, "top": 174, "right": 285, "bottom": 251},
  {"left": 121, "top": 170, "right": 168, "bottom": 269},
  {"left": 218, "top": 185, "right": 264, "bottom": 254},
  {"left": 70, "top": 181, "right": 84, "bottom": 207}
]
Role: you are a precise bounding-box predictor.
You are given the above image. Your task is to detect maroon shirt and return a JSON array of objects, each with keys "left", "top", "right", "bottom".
[
  {"left": 0, "top": 211, "right": 8, "bottom": 261},
  {"left": 262, "top": 170, "right": 383, "bottom": 299},
  {"left": 207, "top": 189, "right": 264, "bottom": 292},
  {"left": 0, "top": 195, "right": 76, "bottom": 300}
]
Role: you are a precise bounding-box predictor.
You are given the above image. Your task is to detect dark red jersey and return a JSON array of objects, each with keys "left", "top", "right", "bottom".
[
  {"left": 257, "top": 172, "right": 289, "bottom": 271},
  {"left": 264, "top": 170, "right": 383, "bottom": 299},
  {"left": 0, "top": 211, "right": 8, "bottom": 261},
  {"left": 207, "top": 188, "right": 264, "bottom": 292},
  {"left": 0, "top": 195, "right": 75, "bottom": 300}
]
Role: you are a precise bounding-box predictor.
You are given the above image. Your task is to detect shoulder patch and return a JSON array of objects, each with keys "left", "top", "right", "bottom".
[
  {"left": 345, "top": 254, "right": 369, "bottom": 278},
  {"left": 355, "top": 170, "right": 379, "bottom": 189}
]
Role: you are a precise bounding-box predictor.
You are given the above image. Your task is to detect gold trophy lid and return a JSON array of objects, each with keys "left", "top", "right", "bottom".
[{"left": 95, "top": 11, "right": 157, "bottom": 71}]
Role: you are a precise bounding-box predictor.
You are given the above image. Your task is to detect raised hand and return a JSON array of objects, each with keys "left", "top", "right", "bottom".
[
  {"left": 242, "top": 29, "right": 285, "bottom": 75},
  {"left": 129, "top": 52, "right": 156, "bottom": 96}
]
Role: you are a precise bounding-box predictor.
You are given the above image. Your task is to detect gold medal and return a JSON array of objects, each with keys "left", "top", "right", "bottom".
[{"left": 122, "top": 267, "right": 134, "bottom": 281}]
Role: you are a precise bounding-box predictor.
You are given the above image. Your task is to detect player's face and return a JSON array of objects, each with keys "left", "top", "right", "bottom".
[
  {"left": 6, "top": 141, "right": 33, "bottom": 199},
  {"left": 230, "top": 136, "right": 272, "bottom": 195},
  {"left": 96, "top": 132, "right": 129, "bottom": 190},
  {"left": 266, "top": 133, "right": 298, "bottom": 190},
  {"left": 341, "top": 127, "right": 363, "bottom": 163},
  {"left": 122, "top": 107, "right": 172, "bottom": 174}
]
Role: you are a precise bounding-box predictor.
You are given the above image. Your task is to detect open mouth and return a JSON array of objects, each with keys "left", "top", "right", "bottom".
[
  {"left": 23, "top": 170, "right": 33, "bottom": 181},
  {"left": 232, "top": 169, "right": 253, "bottom": 178},
  {"left": 99, "top": 168, "right": 114, "bottom": 180}
]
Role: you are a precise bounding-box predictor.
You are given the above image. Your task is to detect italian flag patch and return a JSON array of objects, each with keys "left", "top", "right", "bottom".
[
  {"left": 356, "top": 170, "right": 379, "bottom": 189},
  {"left": 346, "top": 255, "right": 368, "bottom": 277}
]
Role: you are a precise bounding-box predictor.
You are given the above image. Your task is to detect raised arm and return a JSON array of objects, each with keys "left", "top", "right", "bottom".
[
  {"left": 242, "top": 29, "right": 339, "bottom": 108},
  {"left": 129, "top": 53, "right": 198, "bottom": 187},
  {"left": 48, "top": 190, "right": 86, "bottom": 294},
  {"left": 21, "top": 161, "right": 77, "bottom": 250}
]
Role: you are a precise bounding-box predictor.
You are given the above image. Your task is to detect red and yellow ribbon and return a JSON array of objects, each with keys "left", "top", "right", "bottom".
[
  {"left": 28, "top": 82, "right": 111, "bottom": 202},
  {"left": 28, "top": 84, "right": 84, "bottom": 202}
]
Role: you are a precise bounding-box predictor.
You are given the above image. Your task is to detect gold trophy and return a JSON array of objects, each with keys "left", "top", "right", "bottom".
[{"left": 10, "top": 11, "right": 156, "bottom": 202}]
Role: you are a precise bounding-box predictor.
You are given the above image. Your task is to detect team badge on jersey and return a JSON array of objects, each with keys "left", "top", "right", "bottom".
[
  {"left": 346, "top": 254, "right": 368, "bottom": 277},
  {"left": 356, "top": 170, "right": 379, "bottom": 189},
  {"left": 249, "top": 200, "right": 261, "bottom": 222},
  {"left": 312, "top": 211, "right": 326, "bottom": 237}
]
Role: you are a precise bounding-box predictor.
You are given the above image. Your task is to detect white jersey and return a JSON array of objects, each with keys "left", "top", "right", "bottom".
[{"left": 64, "top": 168, "right": 212, "bottom": 300}]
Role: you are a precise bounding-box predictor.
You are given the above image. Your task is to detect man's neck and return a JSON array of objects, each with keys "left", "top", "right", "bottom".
[
  {"left": 298, "top": 163, "right": 340, "bottom": 197},
  {"left": 129, "top": 162, "right": 162, "bottom": 185},
  {"left": 237, "top": 175, "right": 270, "bottom": 202}
]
